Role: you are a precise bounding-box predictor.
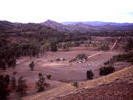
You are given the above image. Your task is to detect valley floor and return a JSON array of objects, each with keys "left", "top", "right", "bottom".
[{"left": 1, "top": 46, "right": 131, "bottom": 100}]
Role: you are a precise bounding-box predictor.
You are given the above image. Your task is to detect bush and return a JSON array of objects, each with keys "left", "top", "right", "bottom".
[
  {"left": 72, "top": 81, "right": 78, "bottom": 88},
  {"left": 76, "top": 54, "right": 88, "bottom": 60},
  {"left": 36, "top": 73, "right": 46, "bottom": 92},
  {"left": 104, "top": 52, "right": 133, "bottom": 66},
  {"left": 17, "top": 76, "right": 27, "bottom": 97},
  {"left": 99, "top": 44, "right": 109, "bottom": 51},
  {"left": 29, "top": 61, "right": 34, "bottom": 71},
  {"left": 99, "top": 66, "right": 115, "bottom": 76},
  {"left": 11, "top": 74, "right": 16, "bottom": 89},
  {"left": 73, "top": 42, "right": 80, "bottom": 47},
  {"left": 50, "top": 42, "right": 57, "bottom": 52},
  {"left": 104, "top": 61, "right": 110, "bottom": 65},
  {"left": 0, "top": 74, "right": 10, "bottom": 100},
  {"left": 86, "top": 70, "right": 94, "bottom": 80},
  {"left": 69, "top": 58, "right": 77, "bottom": 63},
  {"left": 123, "top": 38, "right": 133, "bottom": 52},
  {"left": 46, "top": 75, "right": 52, "bottom": 80}
]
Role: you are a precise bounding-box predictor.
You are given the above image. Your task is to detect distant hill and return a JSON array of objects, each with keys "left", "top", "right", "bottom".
[
  {"left": 42, "top": 20, "right": 133, "bottom": 32},
  {"left": 62, "top": 21, "right": 133, "bottom": 26},
  {"left": 0, "top": 21, "right": 15, "bottom": 32},
  {"left": 41, "top": 20, "right": 70, "bottom": 32},
  {"left": 0, "top": 20, "right": 59, "bottom": 33},
  {"left": 0, "top": 20, "right": 133, "bottom": 35},
  {"left": 0, "top": 20, "right": 64, "bottom": 43},
  {"left": 42, "top": 20, "right": 95, "bottom": 33}
]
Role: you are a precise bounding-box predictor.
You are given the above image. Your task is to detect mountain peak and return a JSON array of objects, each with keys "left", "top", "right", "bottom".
[{"left": 44, "top": 19, "right": 58, "bottom": 23}]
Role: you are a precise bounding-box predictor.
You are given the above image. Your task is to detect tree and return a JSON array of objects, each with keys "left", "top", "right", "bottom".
[
  {"left": 72, "top": 81, "right": 78, "bottom": 88},
  {"left": 50, "top": 42, "right": 57, "bottom": 52},
  {"left": 29, "top": 61, "right": 35, "bottom": 71},
  {"left": 11, "top": 72, "right": 17, "bottom": 89},
  {"left": 76, "top": 54, "right": 88, "bottom": 61},
  {"left": 4, "top": 75, "right": 10, "bottom": 87},
  {"left": 124, "top": 38, "right": 133, "bottom": 52},
  {"left": 86, "top": 70, "right": 94, "bottom": 80},
  {"left": 0, "top": 60, "right": 6, "bottom": 70},
  {"left": 0, "top": 74, "right": 10, "bottom": 100},
  {"left": 36, "top": 73, "right": 45, "bottom": 92},
  {"left": 99, "top": 66, "right": 115, "bottom": 76},
  {"left": 17, "top": 76, "right": 27, "bottom": 97},
  {"left": 62, "top": 43, "right": 69, "bottom": 51},
  {"left": 46, "top": 75, "right": 52, "bottom": 80},
  {"left": 8, "top": 57, "right": 16, "bottom": 69},
  {"left": 99, "top": 44, "right": 109, "bottom": 51}
]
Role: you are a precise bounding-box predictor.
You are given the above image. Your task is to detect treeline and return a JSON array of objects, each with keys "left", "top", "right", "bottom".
[
  {"left": 0, "top": 35, "right": 88, "bottom": 71},
  {"left": 0, "top": 41, "right": 45, "bottom": 70},
  {"left": 88, "top": 31, "right": 133, "bottom": 37}
]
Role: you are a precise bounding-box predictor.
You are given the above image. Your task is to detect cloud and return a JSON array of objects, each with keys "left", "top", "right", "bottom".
[{"left": 0, "top": 0, "right": 133, "bottom": 23}]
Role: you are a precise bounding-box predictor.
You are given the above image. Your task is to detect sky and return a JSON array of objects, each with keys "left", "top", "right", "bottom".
[{"left": 0, "top": 0, "right": 133, "bottom": 23}]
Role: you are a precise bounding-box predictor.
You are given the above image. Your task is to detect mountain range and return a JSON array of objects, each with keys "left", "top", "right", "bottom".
[
  {"left": 0, "top": 20, "right": 133, "bottom": 33},
  {"left": 62, "top": 21, "right": 133, "bottom": 26},
  {"left": 42, "top": 20, "right": 133, "bottom": 32}
]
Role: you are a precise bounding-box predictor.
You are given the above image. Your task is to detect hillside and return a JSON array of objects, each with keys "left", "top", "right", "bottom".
[
  {"left": 23, "top": 66, "right": 133, "bottom": 100},
  {"left": 0, "top": 21, "right": 66, "bottom": 43},
  {"left": 42, "top": 20, "right": 70, "bottom": 32}
]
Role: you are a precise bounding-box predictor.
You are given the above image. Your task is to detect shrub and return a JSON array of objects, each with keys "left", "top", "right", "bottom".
[
  {"left": 62, "top": 44, "right": 69, "bottom": 51},
  {"left": 0, "top": 74, "right": 10, "bottom": 100},
  {"left": 56, "top": 58, "right": 60, "bottom": 61},
  {"left": 11, "top": 75, "right": 16, "bottom": 89},
  {"left": 73, "top": 42, "right": 80, "bottom": 47},
  {"left": 86, "top": 70, "right": 94, "bottom": 80},
  {"left": 50, "top": 42, "right": 57, "bottom": 52},
  {"left": 104, "top": 61, "right": 110, "bottom": 65},
  {"left": 69, "top": 58, "right": 77, "bottom": 63},
  {"left": 29, "top": 61, "right": 34, "bottom": 71},
  {"left": 36, "top": 73, "right": 45, "bottom": 92},
  {"left": 46, "top": 75, "right": 52, "bottom": 80},
  {"left": 17, "top": 76, "right": 27, "bottom": 97},
  {"left": 76, "top": 54, "right": 88, "bottom": 60},
  {"left": 99, "top": 66, "right": 115, "bottom": 76},
  {"left": 104, "top": 52, "right": 133, "bottom": 66},
  {"left": 123, "top": 38, "right": 133, "bottom": 52},
  {"left": 99, "top": 44, "right": 109, "bottom": 51},
  {"left": 72, "top": 81, "right": 78, "bottom": 88}
]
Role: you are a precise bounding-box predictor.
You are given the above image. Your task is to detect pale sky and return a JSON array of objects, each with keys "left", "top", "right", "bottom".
[{"left": 0, "top": 0, "right": 133, "bottom": 23}]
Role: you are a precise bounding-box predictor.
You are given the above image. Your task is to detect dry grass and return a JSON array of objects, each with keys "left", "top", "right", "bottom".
[{"left": 23, "top": 66, "right": 133, "bottom": 100}]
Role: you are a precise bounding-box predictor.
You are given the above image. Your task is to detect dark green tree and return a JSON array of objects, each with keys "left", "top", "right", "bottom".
[
  {"left": 17, "top": 76, "right": 27, "bottom": 97},
  {"left": 11, "top": 72, "right": 17, "bottom": 89},
  {"left": 29, "top": 61, "right": 35, "bottom": 71},
  {"left": 124, "top": 38, "right": 133, "bottom": 52},
  {"left": 86, "top": 70, "right": 94, "bottom": 80},
  {"left": 0, "top": 75, "right": 10, "bottom": 100},
  {"left": 50, "top": 42, "right": 57, "bottom": 52},
  {"left": 99, "top": 66, "right": 115, "bottom": 76},
  {"left": 36, "top": 73, "right": 46, "bottom": 92},
  {"left": 76, "top": 54, "right": 88, "bottom": 61}
]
